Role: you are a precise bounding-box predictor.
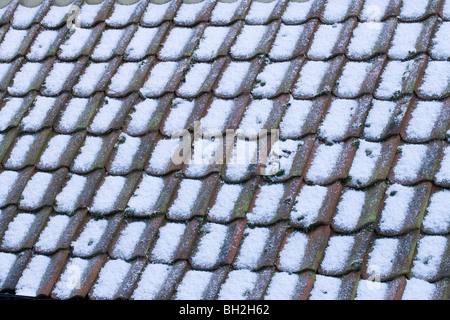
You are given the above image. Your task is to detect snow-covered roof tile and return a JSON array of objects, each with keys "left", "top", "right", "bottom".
[
  {"left": 321, "top": 0, "right": 363, "bottom": 24},
  {"left": 411, "top": 235, "right": 448, "bottom": 281},
  {"left": 435, "top": 144, "right": 450, "bottom": 187},
  {"left": 282, "top": 0, "right": 323, "bottom": 24},
  {"left": 399, "top": 0, "right": 442, "bottom": 22},
  {"left": 422, "top": 189, "right": 450, "bottom": 234},
  {"left": 417, "top": 60, "right": 450, "bottom": 99}
]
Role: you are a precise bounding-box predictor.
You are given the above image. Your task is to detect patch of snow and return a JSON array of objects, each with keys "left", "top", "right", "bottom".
[
  {"left": 79, "top": 2, "right": 103, "bottom": 27},
  {"left": 151, "top": 222, "right": 186, "bottom": 263},
  {"left": 418, "top": 61, "right": 450, "bottom": 97},
  {"left": 435, "top": 146, "right": 450, "bottom": 184},
  {"left": 237, "top": 99, "right": 273, "bottom": 136},
  {"left": 336, "top": 61, "right": 372, "bottom": 96},
  {"left": 0, "top": 98, "right": 23, "bottom": 131},
  {"left": 278, "top": 231, "right": 308, "bottom": 272},
  {"left": 35, "top": 215, "right": 69, "bottom": 252},
  {"left": 127, "top": 174, "right": 164, "bottom": 216},
  {"left": 0, "top": 171, "right": 18, "bottom": 207},
  {"left": 106, "top": 0, "right": 143, "bottom": 26},
  {"left": 191, "top": 223, "right": 228, "bottom": 268},
  {"left": 215, "top": 61, "right": 251, "bottom": 97},
  {"left": 308, "top": 23, "right": 342, "bottom": 59},
  {"left": 393, "top": 144, "right": 427, "bottom": 181},
  {"left": 21, "top": 96, "right": 56, "bottom": 131},
  {"left": 347, "top": 22, "right": 382, "bottom": 58},
  {"left": 318, "top": 99, "right": 356, "bottom": 141},
  {"left": 355, "top": 279, "right": 388, "bottom": 300},
  {"left": 159, "top": 27, "right": 193, "bottom": 60},
  {"left": 234, "top": 227, "right": 269, "bottom": 270},
  {"left": 294, "top": 61, "right": 329, "bottom": 97},
  {"left": 141, "top": 61, "right": 178, "bottom": 96},
  {"left": 8, "top": 62, "right": 41, "bottom": 95},
  {"left": 363, "top": 100, "right": 396, "bottom": 139},
  {"left": 71, "top": 218, "right": 108, "bottom": 256},
  {"left": 218, "top": 269, "right": 257, "bottom": 300},
  {"left": 55, "top": 174, "right": 87, "bottom": 213},
  {"left": 59, "top": 28, "right": 92, "bottom": 60},
  {"left": 279, "top": 98, "right": 312, "bottom": 139},
  {"left": 252, "top": 61, "right": 290, "bottom": 97},
  {"left": 72, "top": 136, "right": 103, "bottom": 172},
  {"left": 406, "top": 101, "right": 442, "bottom": 139},
  {"left": 412, "top": 235, "right": 447, "bottom": 280},
  {"left": 89, "top": 98, "right": 123, "bottom": 134},
  {"left": 348, "top": 140, "right": 382, "bottom": 185},
  {"left": 175, "top": 270, "right": 213, "bottom": 300},
  {"left": 5, "top": 134, "right": 35, "bottom": 168},
  {"left": 208, "top": 183, "right": 242, "bottom": 221},
  {"left": 320, "top": 236, "right": 355, "bottom": 273},
  {"left": 92, "top": 29, "right": 124, "bottom": 60},
  {"left": 20, "top": 172, "right": 53, "bottom": 209},
  {"left": 110, "top": 133, "right": 141, "bottom": 173},
  {"left": 376, "top": 60, "right": 412, "bottom": 99},
  {"left": 52, "top": 257, "right": 88, "bottom": 299},
  {"left": 367, "top": 237, "right": 399, "bottom": 278},
  {"left": 108, "top": 62, "right": 139, "bottom": 94},
  {"left": 89, "top": 176, "right": 126, "bottom": 214},
  {"left": 247, "top": 184, "right": 284, "bottom": 224},
  {"left": 291, "top": 185, "right": 328, "bottom": 226},
  {"left": 73, "top": 62, "right": 108, "bottom": 96},
  {"left": 141, "top": 1, "right": 170, "bottom": 25},
  {"left": 127, "top": 99, "right": 159, "bottom": 135},
  {"left": 41, "top": 3, "right": 70, "bottom": 27},
  {"left": 360, "top": 0, "right": 389, "bottom": 21},
  {"left": 194, "top": 26, "right": 229, "bottom": 60},
  {"left": 333, "top": 189, "right": 366, "bottom": 231},
  {"left": 225, "top": 138, "right": 258, "bottom": 180},
  {"left": 92, "top": 259, "right": 131, "bottom": 299},
  {"left": 125, "top": 27, "right": 158, "bottom": 60},
  {"left": 200, "top": 98, "right": 234, "bottom": 134},
  {"left": 0, "top": 252, "right": 16, "bottom": 286},
  {"left": 269, "top": 24, "right": 305, "bottom": 60},
  {"left": 11, "top": 3, "right": 41, "bottom": 28},
  {"left": 2, "top": 213, "right": 35, "bottom": 250},
  {"left": 322, "top": 0, "right": 352, "bottom": 22},
  {"left": 265, "top": 272, "right": 298, "bottom": 300},
  {"left": 58, "top": 98, "right": 89, "bottom": 132},
  {"left": 163, "top": 98, "right": 195, "bottom": 136},
  {"left": 132, "top": 263, "right": 171, "bottom": 300},
  {"left": 174, "top": 0, "right": 212, "bottom": 25},
  {"left": 309, "top": 275, "right": 342, "bottom": 300},
  {"left": 211, "top": 0, "right": 242, "bottom": 24},
  {"left": 38, "top": 134, "right": 71, "bottom": 169},
  {"left": 379, "top": 184, "right": 414, "bottom": 233},
  {"left": 230, "top": 25, "right": 267, "bottom": 59},
  {"left": 168, "top": 179, "right": 202, "bottom": 219},
  {"left": 306, "top": 143, "right": 343, "bottom": 183},
  {"left": 402, "top": 278, "right": 435, "bottom": 300},
  {"left": 423, "top": 190, "right": 450, "bottom": 234},
  {"left": 112, "top": 221, "right": 147, "bottom": 260},
  {"left": 15, "top": 255, "right": 50, "bottom": 297},
  {"left": 245, "top": 0, "right": 278, "bottom": 24},
  {"left": 177, "top": 62, "right": 212, "bottom": 97},
  {"left": 147, "top": 138, "right": 182, "bottom": 173},
  {"left": 282, "top": 0, "right": 315, "bottom": 23},
  {"left": 388, "top": 23, "right": 423, "bottom": 59},
  {"left": 399, "top": 0, "right": 429, "bottom": 19},
  {"left": 0, "top": 28, "right": 27, "bottom": 60},
  {"left": 43, "top": 62, "right": 74, "bottom": 95}
]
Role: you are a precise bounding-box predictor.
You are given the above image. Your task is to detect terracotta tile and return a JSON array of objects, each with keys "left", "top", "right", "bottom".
[
  {"left": 0, "top": 127, "right": 18, "bottom": 164},
  {"left": 398, "top": 0, "right": 443, "bottom": 22},
  {"left": 0, "top": 24, "right": 39, "bottom": 62},
  {"left": 0, "top": 0, "right": 19, "bottom": 26},
  {"left": 308, "top": 273, "right": 359, "bottom": 300},
  {"left": 0, "top": 167, "right": 33, "bottom": 208},
  {"left": 0, "top": 57, "right": 23, "bottom": 91},
  {"left": 0, "top": 93, "right": 35, "bottom": 133},
  {"left": 173, "top": 0, "right": 216, "bottom": 26},
  {"left": 0, "top": 205, "right": 16, "bottom": 240},
  {"left": 192, "top": 266, "right": 230, "bottom": 300},
  {"left": 435, "top": 142, "right": 450, "bottom": 188},
  {"left": 78, "top": 0, "right": 115, "bottom": 28},
  {"left": 355, "top": 276, "right": 405, "bottom": 300},
  {"left": 269, "top": 270, "right": 316, "bottom": 300},
  {"left": 105, "top": 0, "right": 148, "bottom": 27},
  {"left": 245, "top": 0, "right": 288, "bottom": 25},
  {"left": 154, "top": 260, "right": 189, "bottom": 300},
  {"left": 157, "top": 23, "right": 206, "bottom": 61},
  {"left": 320, "top": 0, "right": 364, "bottom": 24},
  {"left": 416, "top": 59, "right": 450, "bottom": 100},
  {"left": 124, "top": 23, "right": 170, "bottom": 61},
  {"left": 282, "top": 0, "right": 325, "bottom": 24},
  {"left": 107, "top": 58, "right": 154, "bottom": 97},
  {"left": 0, "top": 249, "right": 32, "bottom": 292},
  {"left": 421, "top": 186, "right": 450, "bottom": 235},
  {"left": 10, "top": 0, "right": 51, "bottom": 29},
  {"left": 359, "top": 0, "right": 402, "bottom": 22},
  {"left": 140, "top": 0, "right": 183, "bottom": 27}
]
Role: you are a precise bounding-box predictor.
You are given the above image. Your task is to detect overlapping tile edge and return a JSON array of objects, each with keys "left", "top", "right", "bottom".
[{"left": 0, "top": 0, "right": 448, "bottom": 300}]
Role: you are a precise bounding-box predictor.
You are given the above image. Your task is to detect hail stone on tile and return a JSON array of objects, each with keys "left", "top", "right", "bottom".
[
  {"left": 278, "top": 231, "right": 308, "bottom": 272},
  {"left": 210, "top": 0, "right": 242, "bottom": 24},
  {"left": 399, "top": 0, "right": 429, "bottom": 19},
  {"left": 5, "top": 134, "right": 35, "bottom": 168},
  {"left": 218, "top": 269, "right": 257, "bottom": 300},
  {"left": 163, "top": 98, "right": 195, "bottom": 136},
  {"left": 1, "top": 213, "right": 35, "bottom": 250},
  {"left": 79, "top": 2, "right": 103, "bottom": 27},
  {"left": 0, "top": 28, "right": 27, "bottom": 60},
  {"left": 216, "top": 61, "right": 251, "bottom": 97},
  {"left": 0, "top": 171, "right": 18, "bottom": 207},
  {"left": 89, "top": 98, "right": 123, "bottom": 134},
  {"left": 376, "top": 60, "right": 414, "bottom": 99},
  {"left": 72, "top": 136, "right": 103, "bottom": 172},
  {"left": 402, "top": 278, "right": 436, "bottom": 300},
  {"left": 73, "top": 62, "right": 108, "bottom": 96},
  {"left": 309, "top": 275, "right": 342, "bottom": 300},
  {"left": 336, "top": 61, "right": 372, "bottom": 97},
  {"left": 132, "top": 263, "right": 171, "bottom": 300},
  {"left": 151, "top": 222, "right": 186, "bottom": 263},
  {"left": 237, "top": 99, "right": 273, "bottom": 136},
  {"left": 247, "top": 184, "right": 284, "bottom": 224},
  {"left": 208, "top": 183, "right": 242, "bottom": 221},
  {"left": 412, "top": 235, "right": 447, "bottom": 280},
  {"left": 347, "top": 22, "right": 382, "bottom": 58},
  {"left": 291, "top": 185, "right": 328, "bottom": 226},
  {"left": 431, "top": 22, "right": 450, "bottom": 60},
  {"left": 191, "top": 223, "right": 228, "bottom": 268},
  {"left": 265, "top": 272, "right": 299, "bottom": 300},
  {"left": 55, "top": 174, "right": 87, "bottom": 213},
  {"left": 175, "top": 270, "right": 213, "bottom": 300},
  {"left": 35, "top": 215, "right": 70, "bottom": 252},
  {"left": 363, "top": 100, "right": 397, "bottom": 139},
  {"left": 200, "top": 98, "right": 234, "bottom": 134},
  {"left": 306, "top": 143, "right": 343, "bottom": 183},
  {"left": 21, "top": 172, "right": 53, "bottom": 209},
  {"left": 8, "top": 62, "right": 41, "bottom": 95},
  {"left": 294, "top": 61, "right": 329, "bottom": 97},
  {"left": 406, "top": 101, "right": 442, "bottom": 140},
  {"left": 348, "top": 140, "right": 382, "bottom": 185},
  {"left": 225, "top": 138, "right": 258, "bottom": 180},
  {"left": 159, "top": 27, "right": 193, "bottom": 60},
  {"left": 269, "top": 24, "right": 305, "bottom": 60},
  {"left": 0, "top": 252, "right": 16, "bottom": 286},
  {"left": 92, "top": 259, "right": 131, "bottom": 299},
  {"left": 282, "top": 0, "right": 315, "bottom": 23},
  {"left": 27, "top": 30, "right": 58, "bottom": 61},
  {"left": 125, "top": 27, "right": 158, "bottom": 60},
  {"left": 21, "top": 96, "right": 56, "bottom": 131},
  {"left": 108, "top": 62, "right": 139, "bottom": 95},
  {"left": 11, "top": 3, "right": 42, "bottom": 28},
  {"left": 39, "top": 134, "right": 71, "bottom": 169},
  {"left": 15, "top": 255, "right": 50, "bottom": 297},
  {"left": 112, "top": 221, "right": 146, "bottom": 260},
  {"left": 174, "top": 0, "right": 212, "bottom": 24},
  {"left": 194, "top": 26, "right": 229, "bottom": 61},
  {"left": 435, "top": 146, "right": 450, "bottom": 184},
  {"left": 322, "top": 0, "right": 353, "bottom": 22},
  {"left": 419, "top": 61, "right": 450, "bottom": 97},
  {"left": 177, "top": 62, "right": 212, "bottom": 97},
  {"left": 41, "top": 3, "right": 70, "bottom": 27},
  {"left": 333, "top": 189, "right": 366, "bottom": 231},
  {"left": 0, "top": 97, "right": 23, "bottom": 131},
  {"left": 388, "top": 23, "right": 423, "bottom": 59},
  {"left": 230, "top": 25, "right": 267, "bottom": 59},
  {"left": 318, "top": 99, "right": 357, "bottom": 142},
  {"left": 235, "top": 227, "right": 269, "bottom": 270},
  {"left": 423, "top": 190, "right": 450, "bottom": 234},
  {"left": 89, "top": 176, "right": 126, "bottom": 214},
  {"left": 279, "top": 99, "right": 312, "bottom": 139},
  {"left": 355, "top": 279, "right": 389, "bottom": 300},
  {"left": 360, "top": 0, "right": 390, "bottom": 21},
  {"left": 127, "top": 174, "right": 164, "bottom": 216},
  {"left": 147, "top": 138, "right": 181, "bottom": 173},
  {"left": 141, "top": 61, "right": 178, "bottom": 97},
  {"left": 245, "top": 0, "right": 278, "bottom": 24},
  {"left": 168, "top": 179, "right": 202, "bottom": 219},
  {"left": 127, "top": 99, "right": 159, "bottom": 135},
  {"left": 367, "top": 237, "right": 399, "bottom": 278},
  {"left": 71, "top": 218, "right": 108, "bottom": 256},
  {"left": 110, "top": 134, "right": 141, "bottom": 174},
  {"left": 52, "top": 257, "right": 89, "bottom": 299},
  {"left": 59, "top": 28, "right": 93, "bottom": 60},
  {"left": 308, "top": 24, "right": 343, "bottom": 59},
  {"left": 253, "top": 61, "right": 290, "bottom": 97},
  {"left": 320, "top": 235, "right": 355, "bottom": 273},
  {"left": 91, "top": 29, "right": 125, "bottom": 60},
  {"left": 393, "top": 144, "right": 427, "bottom": 182},
  {"left": 106, "top": 0, "right": 144, "bottom": 26},
  {"left": 379, "top": 184, "right": 414, "bottom": 233}
]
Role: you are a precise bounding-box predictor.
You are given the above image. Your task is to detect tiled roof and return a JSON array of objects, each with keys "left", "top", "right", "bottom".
[{"left": 0, "top": 0, "right": 449, "bottom": 300}]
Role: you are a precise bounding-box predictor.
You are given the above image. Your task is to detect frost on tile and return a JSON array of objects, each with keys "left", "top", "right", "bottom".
[
  {"left": 318, "top": 99, "right": 357, "bottom": 142},
  {"left": 72, "top": 136, "right": 103, "bottom": 172},
  {"left": 73, "top": 62, "right": 108, "bottom": 96},
  {"left": 89, "top": 98, "right": 123, "bottom": 134},
  {"left": 0, "top": 97, "right": 23, "bottom": 131},
  {"left": 393, "top": 144, "right": 427, "bottom": 182},
  {"left": 150, "top": 222, "right": 186, "bottom": 263},
  {"left": 322, "top": 0, "right": 353, "bottom": 23},
  {"left": 0, "top": 170, "right": 19, "bottom": 207},
  {"left": 218, "top": 269, "right": 257, "bottom": 300},
  {"left": 38, "top": 134, "right": 71, "bottom": 169},
  {"left": 92, "top": 259, "right": 131, "bottom": 299},
  {"left": 126, "top": 99, "right": 159, "bottom": 135},
  {"left": 333, "top": 189, "right": 366, "bottom": 231},
  {"left": 112, "top": 221, "right": 147, "bottom": 260},
  {"left": 125, "top": 27, "right": 158, "bottom": 60},
  {"left": 110, "top": 133, "right": 141, "bottom": 173},
  {"left": 58, "top": 28, "right": 93, "bottom": 60},
  {"left": 147, "top": 138, "right": 183, "bottom": 174},
  {"left": 402, "top": 278, "right": 436, "bottom": 300},
  {"left": 15, "top": 255, "right": 50, "bottom": 297},
  {"left": 336, "top": 61, "right": 372, "bottom": 97},
  {"left": 320, "top": 236, "right": 355, "bottom": 274},
  {"left": 215, "top": 61, "right": 251, "bottom": 97},
  {"left": 89, "top": 176, "right": 126, "bottom": 214},
  {"left": 108, "top": 62, "right": 140, "bottom": 95},
  {"left": 132, "top": 263, "right": 171, "bottom": 300},
  {"left": 375, "top": 60, "right": 413, "bottom": 99},
  {"left": 309, "top": 275, "right": 342, "bottom": 300},
  {"left": 35, "top": 215, "right": 69, "bottom": 252},
  {"left": 366, "top": 238, "right": 399, "bottom": 279},
  {"left": 159, "top": 27, "right": 193, "bottom": 60},
  {"left": 175, "top": 270, "right": 213, "bottom": 300},
  {"left": 230, "top": 25, "right": 267, "bottom": 59},
  {"left": 174, "top": 0, "right": 212, "bottom": 25},
  {"left": 55, "top": 174, "right": 87, "bottom": 213},
  {"left": 305, "top": 143, "right": 343, "bottom": 183},
  {"left": 379, "top": 184, "right": 414, "bottom": 233},
  {"left": 422, "top": 190, "right": 450, "bottom": 234},
  {"left": 5, "top": 134, "right": 35, "bottom": 168},
  {"left": 388, "top": 23, "right": 423, "bottom": 59},
  {"left": 406, "top": 101, "right": 442, "bottom": 140},
  {"left": 269, "top": 24, "right": 305, "bottom": 60},
  {"left": 290, "top": 185, "right": 328, "bottom": 226},
  {"left": 199, "top": 98, "right": 234, "bottom": 134},
  {"left": 8, "top": 62, "right": 41, "bottom": 96},
  {"left": 194, "top": 26, "right": 229, "bottom": 61},
  {"left": 278, "top": 231, "right": 308, "bottom": 272},
  {"left": 435, "top": 146, "right": 450, "bottom": 184},
  {"left": 348, "top": 140, "right": 382, "bottom": 185},
  {"left": 20, "top": 172, "right": 53, "bottom": 209},
  {"left": 234, "top": 227, "right": 269, "bottom": 270},
  {"left": 163, "top": 98, "right": 195, "bottom": 136},
  {"left": 168, "top": 179, "right": 202, "bottom": 219},
  {"left": 245, "top": 0, "right": 278, "bottom": 24},
  {"left": 237, "top": 99, "right": 273, "bottom": 136},
  {"left": 208, "top": 183, "right": 242, "bottom": 221},
  {"left": 71, "top": 218, "right": 108, "bottom": 257},
  {"left": 411, "top": 235, "right": 447, "bottom": 280},
  {"left": 265, "top": 272, "right": 299, "bottom": 300},
  {"left": 126, "top": 174, "right": 164, "bottom": 216},
  {"left": 252, "top": 62, "right": 290, "bottom": 98},
  {"left": 431, "top": 22, "right": 450, "bottom": 60},
  {"left": 355, "top": 279, "right": 388, "bottom": 300},
  {"left": 91, "top": 29, "right": 124, "bottom": 61},
  {"left": 347, "top": 22, "right": 382, "bottom": 59},
  {"left": 141, "top": 61, "right": 178, "bottom": 97},
  {"left": 43, "top": 62, "right": 75, "bottom": 95},
  {"left": 247, "top": 184, "right": 284, "bottom": 224},
  {"left": 191, "top": 223, "right": 228, "bottom": 269},
  {"left": 308, "top": 24, "right": 342, "bottom": 59},
  {"left": 399, "top": 0, "right": 429, "bottom": 19},
  {"left": 177, "top": 62, "right": 212, "bottom": 97},
  {"left": 0, "top": 28, "right": 27, "bottom": 60},
  {"left": 0, "top": 252, "right": 16, "bottom": 286},
  {"left": 1, "top": 213, "right": 35, "bottom": 250},
  {"left": 211, "top": 0, "right": 243, "bottom": 24},
  {"left": 52, "top": 257, "right": 89, "bottom": 299},
  {"left": 279, "top": 99, "right": 312, "bottom": 139},
  {"left": 294, "top": 61, "right": 329, "bottom": 98},
  {"left": 418, "top": 61, "right": 450, "bottom": 98},
  {"left": 363, "top": 100, "right": 397, "bottom": 140},
  {"left": 21, "top": 96, "right": 56, "bottom": 131}
]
